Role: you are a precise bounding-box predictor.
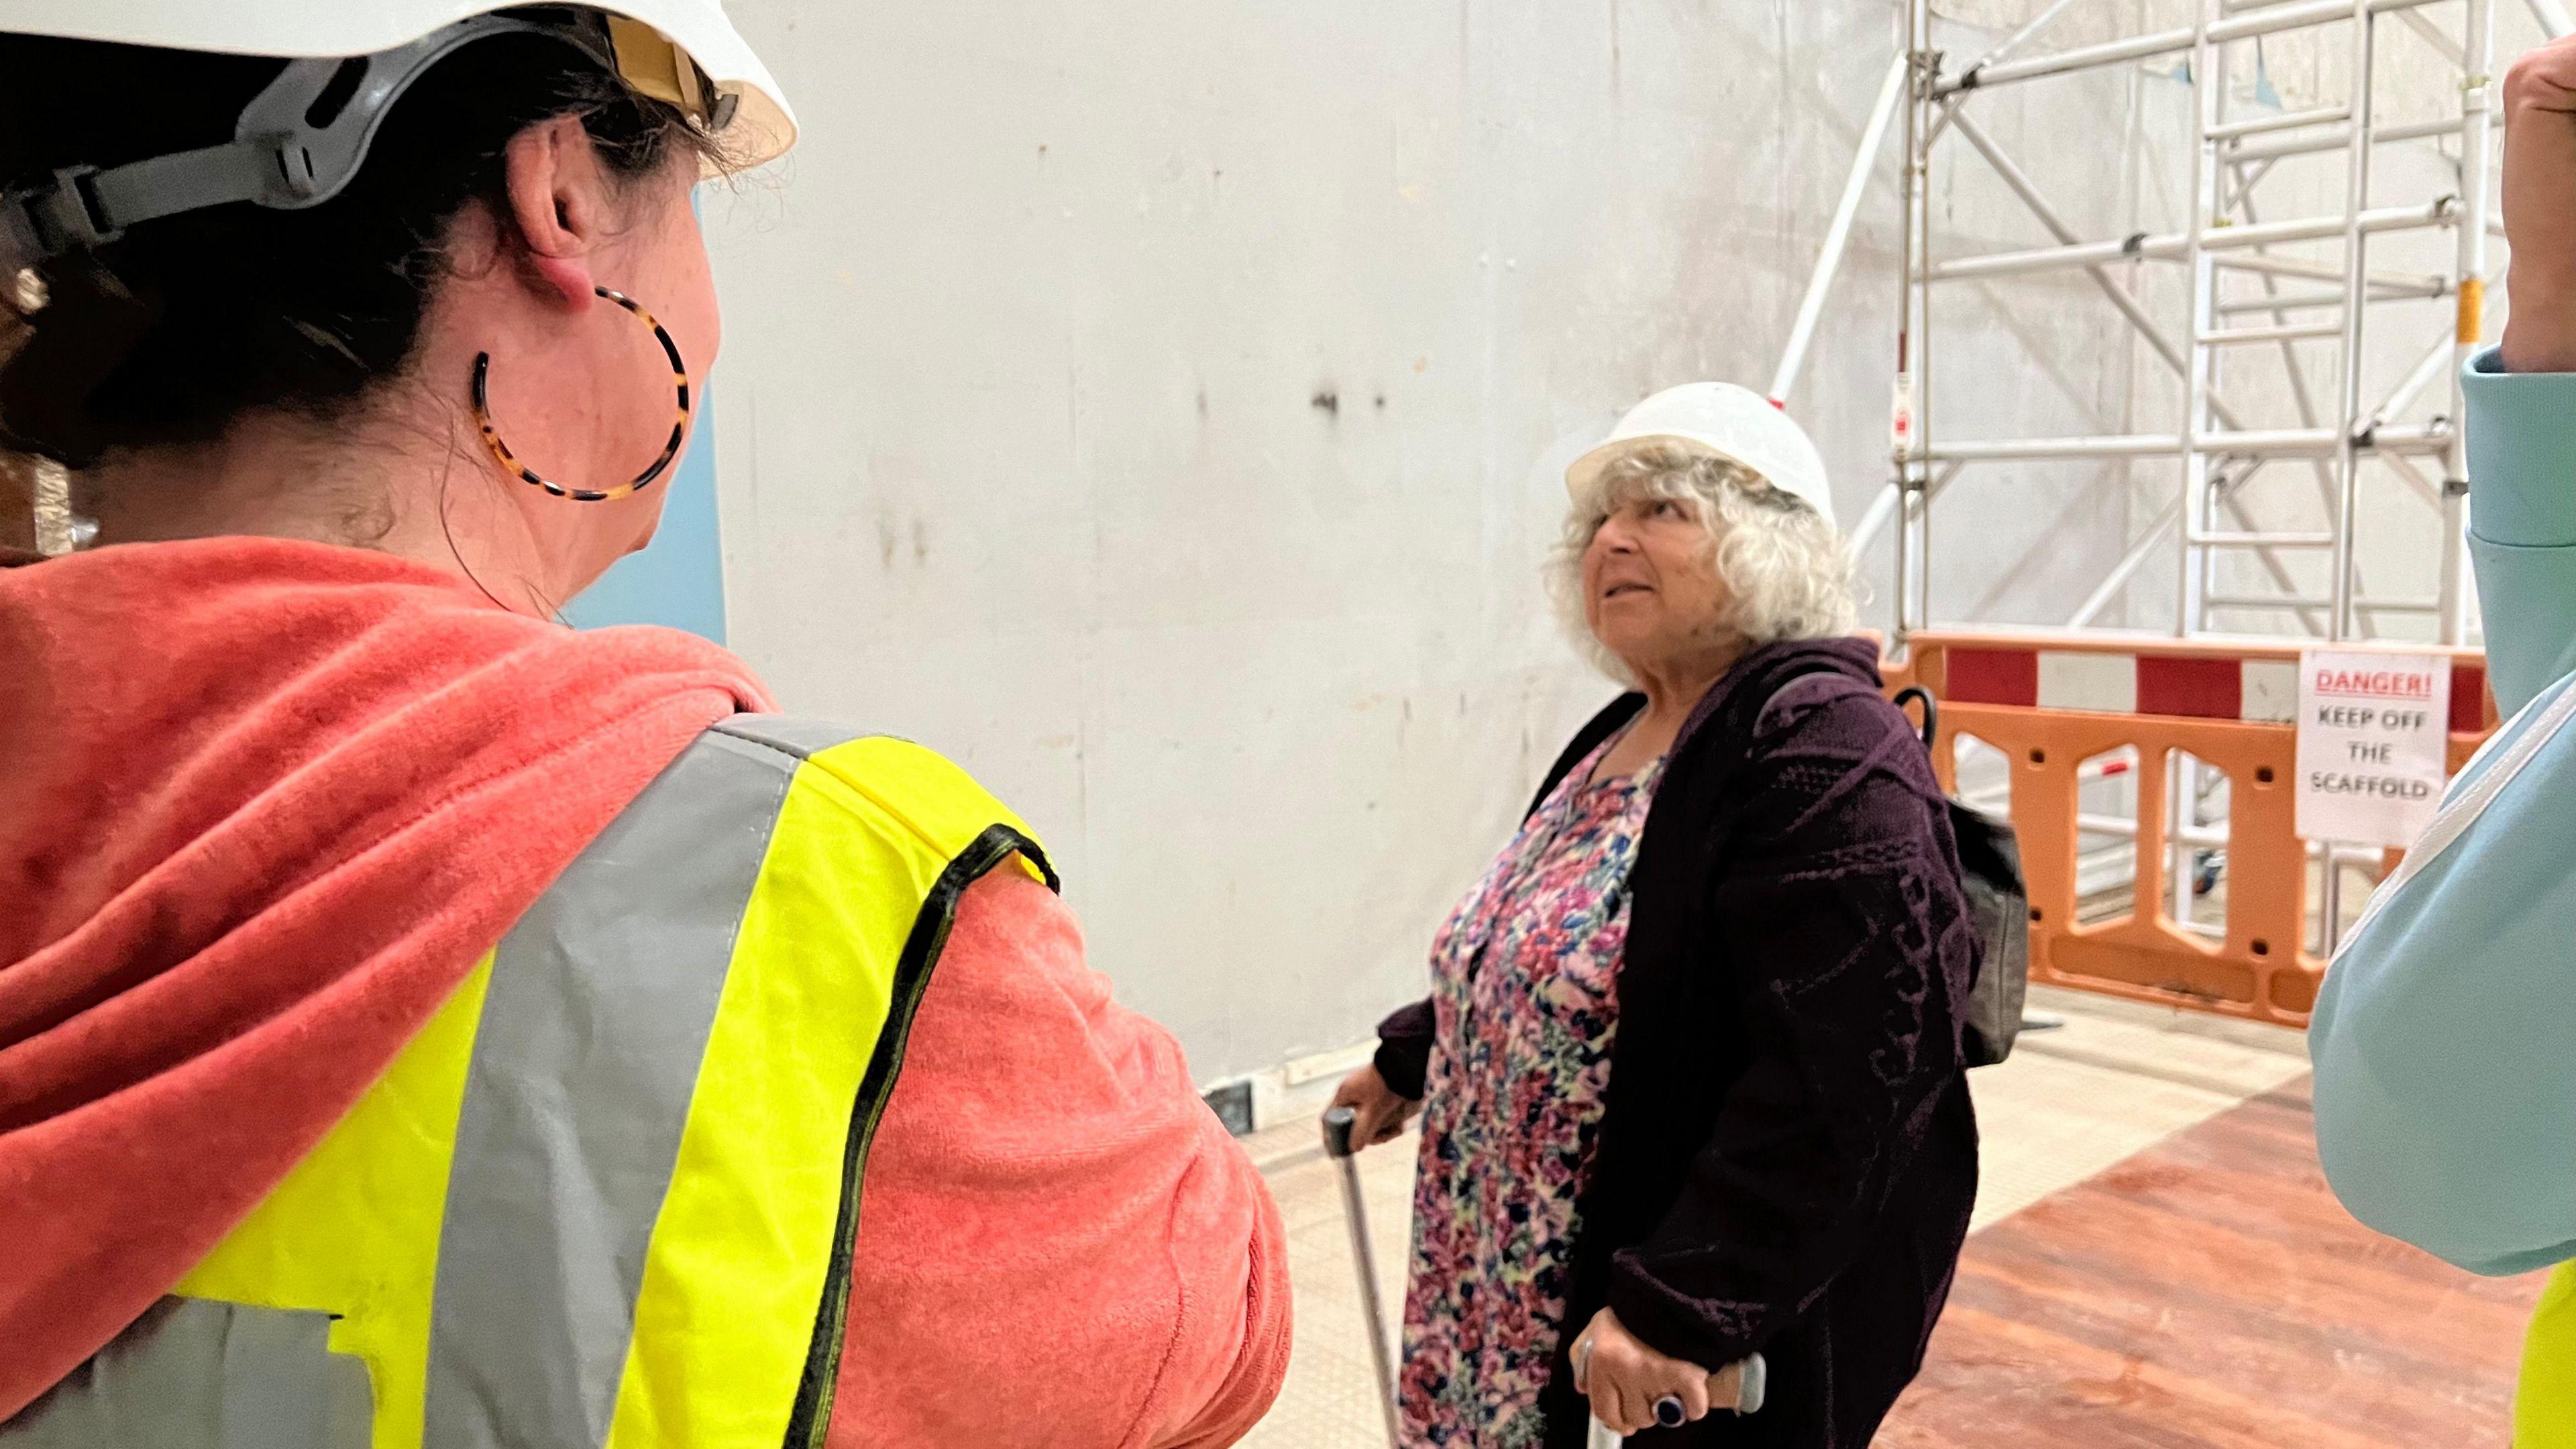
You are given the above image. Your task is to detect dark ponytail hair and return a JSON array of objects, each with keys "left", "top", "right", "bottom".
[{"left": 0, "top": 28, "right": 709, "bottom": 469}]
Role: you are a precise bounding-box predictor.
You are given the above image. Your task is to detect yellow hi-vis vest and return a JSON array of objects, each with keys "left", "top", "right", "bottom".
[
  {"left": 2525, "top": 1263, "right": 2576, "bottom": 1446},
  {"left": 6, "top": 718, "right": 1053, "bottom": 1449}
]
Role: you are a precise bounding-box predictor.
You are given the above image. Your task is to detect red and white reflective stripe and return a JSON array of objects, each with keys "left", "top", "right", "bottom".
[{"left": 1944, "top": 647, "right": 2489, "bottom": 733}]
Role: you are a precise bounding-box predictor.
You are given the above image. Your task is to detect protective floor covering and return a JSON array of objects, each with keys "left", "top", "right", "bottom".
[
  {"left": 1879, "top": 1077, "right": 2544, "bottom": 1447},
  {"left": 1244, "top": 986, "right": 2530, "bottom": 1447}
]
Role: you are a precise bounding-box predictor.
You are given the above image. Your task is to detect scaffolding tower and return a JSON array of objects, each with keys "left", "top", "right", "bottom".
[
  {"left": 1851, "top": 0, "right": 2533, "bottom": 948},
  {"left": 1880, "top": 0, "right": 2514, "bottom": 644}
]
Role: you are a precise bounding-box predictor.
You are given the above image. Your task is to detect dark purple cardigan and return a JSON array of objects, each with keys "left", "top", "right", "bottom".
[{"left": 1374, "top": 637, "right": 1980, "bottom": 1448}]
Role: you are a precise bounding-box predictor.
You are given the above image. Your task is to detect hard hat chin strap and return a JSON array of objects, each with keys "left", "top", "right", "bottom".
[{"left": 0, "top": 11, "right": 623, "bottom": 274}]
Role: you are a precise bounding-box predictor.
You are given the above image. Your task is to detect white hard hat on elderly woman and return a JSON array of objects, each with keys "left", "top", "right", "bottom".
[{"left": 1566, "top": 381, "right": 1839, "bottom": 527}]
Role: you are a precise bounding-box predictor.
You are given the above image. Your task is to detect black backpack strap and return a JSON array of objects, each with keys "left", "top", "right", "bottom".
[{"left": 1891, "top": 686, "right": 1939, "bottom": 750}]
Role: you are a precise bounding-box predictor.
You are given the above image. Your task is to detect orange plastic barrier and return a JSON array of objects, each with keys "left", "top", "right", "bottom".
[{"left": 1898, "top": 630, "right": 2494, "bottom": 1028}]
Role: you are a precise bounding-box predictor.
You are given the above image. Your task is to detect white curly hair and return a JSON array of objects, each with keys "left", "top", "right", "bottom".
[{"left": 1547, "top": 443, "right": 1857, "bottom": 685}]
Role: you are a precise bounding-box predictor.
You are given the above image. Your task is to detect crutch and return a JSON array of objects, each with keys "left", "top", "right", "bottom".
[
  {"left": 1324, "top": 1107, "right": 1768, "bottom": 1446},
  {"left": 1322, "top": 1106, "right": 1406, "bottom": 1446}
]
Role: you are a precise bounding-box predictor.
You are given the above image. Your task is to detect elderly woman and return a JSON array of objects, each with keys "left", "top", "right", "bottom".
[{"left": 1334, "top": 382, "right": 1982, "bottom": 1447}]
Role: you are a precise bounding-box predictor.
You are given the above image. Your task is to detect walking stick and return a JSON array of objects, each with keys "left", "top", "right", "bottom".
[{"left": 1321, "top": 1106, "right": 1405, "bottom": 1447}]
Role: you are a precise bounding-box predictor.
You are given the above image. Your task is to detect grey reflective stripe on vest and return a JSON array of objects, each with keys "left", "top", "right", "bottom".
[
  {"left": 711, "top": 714, "right": 867, "bottom": 761},
  {"left": 421, "top": 723, "right": 840, "bottom": 1449},
  {"left": 3, "top": 1299, "right": 370, "bottom": 1449}
]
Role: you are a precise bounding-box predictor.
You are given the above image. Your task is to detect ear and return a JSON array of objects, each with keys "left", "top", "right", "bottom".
[{"left": 500, "top": 115, "right": 611, "bottom": 313}]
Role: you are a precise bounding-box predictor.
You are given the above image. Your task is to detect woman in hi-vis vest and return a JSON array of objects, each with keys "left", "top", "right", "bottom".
[
  {"left": 2308, "top": 28, "right": 2576, "bottom": 1446},
  {"left": 0, "top": 5, "right": 1288, "bottom": 1446}
]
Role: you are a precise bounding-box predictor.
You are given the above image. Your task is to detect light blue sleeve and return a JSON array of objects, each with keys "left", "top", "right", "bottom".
[
  {"left": 2465, "top": 349, "right": 2576, "bottom": 713},
  {"left": 2308, "top": 350, "right": 2576, "bottom": 1277}
]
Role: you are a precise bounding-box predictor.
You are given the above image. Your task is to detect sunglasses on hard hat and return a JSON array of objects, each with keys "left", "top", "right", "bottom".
[{"left": 596, "top": 13, "right": 742, "bottom": 134}]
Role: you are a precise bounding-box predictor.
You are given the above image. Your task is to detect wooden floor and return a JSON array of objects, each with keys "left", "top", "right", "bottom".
[{"left": 1879, "top": 1076, "right": 2545, "bottom": 1449}]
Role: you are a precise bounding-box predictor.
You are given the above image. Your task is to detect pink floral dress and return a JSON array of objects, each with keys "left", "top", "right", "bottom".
[{"left": 1397, "top": 733, "right": 1664, "bottom": 1447}]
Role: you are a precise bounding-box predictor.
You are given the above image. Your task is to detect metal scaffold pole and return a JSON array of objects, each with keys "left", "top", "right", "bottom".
[
  {"left": 2173, "top": 0, "right": 2224, "bottom": 931},
  {"left": 2445, "top": 0, "right": 2500, "bottom": 647},
  {"left": 2318, "top": 0, "right": 2383, "bottom": 953},
  {"left": 1892, "top": 0, "right": 1932, "bottom": 643},
  {"left": 1913, "top": 5, "right": 1937, "bottom": 641},
  {"left": 2326, "top": 0, "right": 2381, "bottom": 647},
  {"left": 1772, "top": 54, "right": 1909, "bottom": 411},
  {"left": 2176, "top": 0, "right": 2220, "bottom": 639}
]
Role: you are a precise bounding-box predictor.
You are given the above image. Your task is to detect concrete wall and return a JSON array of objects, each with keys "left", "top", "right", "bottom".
[{"left": 699, "top": 0, "right": 2536, "bottom": 1091}]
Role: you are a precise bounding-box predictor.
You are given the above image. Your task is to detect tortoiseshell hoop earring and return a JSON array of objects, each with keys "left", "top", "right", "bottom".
[{"left": 470, "top": 286, "right": 690, "bottom": 502}]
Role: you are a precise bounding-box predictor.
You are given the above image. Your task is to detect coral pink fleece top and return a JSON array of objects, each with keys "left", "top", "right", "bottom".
[{"left": 0, "top": 538, "right": 1288, "bottom": 1447}]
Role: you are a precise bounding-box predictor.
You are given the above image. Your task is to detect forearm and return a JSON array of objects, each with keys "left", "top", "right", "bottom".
[
  {"left": 2502, "top": 78, "right": 2576, "bottom": 374},
  {"left": 1611, "top": 875, "right": 1974, "bottom": 1362},
  {"left": 1607, "top": 1062, "right": 1956, "bottom": 1364},
  {"left": 832, "top": 874, "right": 1291, "bottom": 1446},
  {"left": 2503, "top": 292, "right": 2576, "bottom": 376},
  {"left": 1144, "top": 1152, "right": 1293, "bottom": 1448}
]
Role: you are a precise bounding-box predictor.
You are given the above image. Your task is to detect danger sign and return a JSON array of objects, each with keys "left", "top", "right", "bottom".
[{"left": 2295, "top": 649, "right": 2452, "bottom": 847}]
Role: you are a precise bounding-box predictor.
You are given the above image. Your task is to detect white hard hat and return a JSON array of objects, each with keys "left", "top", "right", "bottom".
[
  {"left": 0, "top": 2, "right": 794, "bottom": 269},
  {"left": 1566, "top": 382, "right": 1838, "bottom": 530}
]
